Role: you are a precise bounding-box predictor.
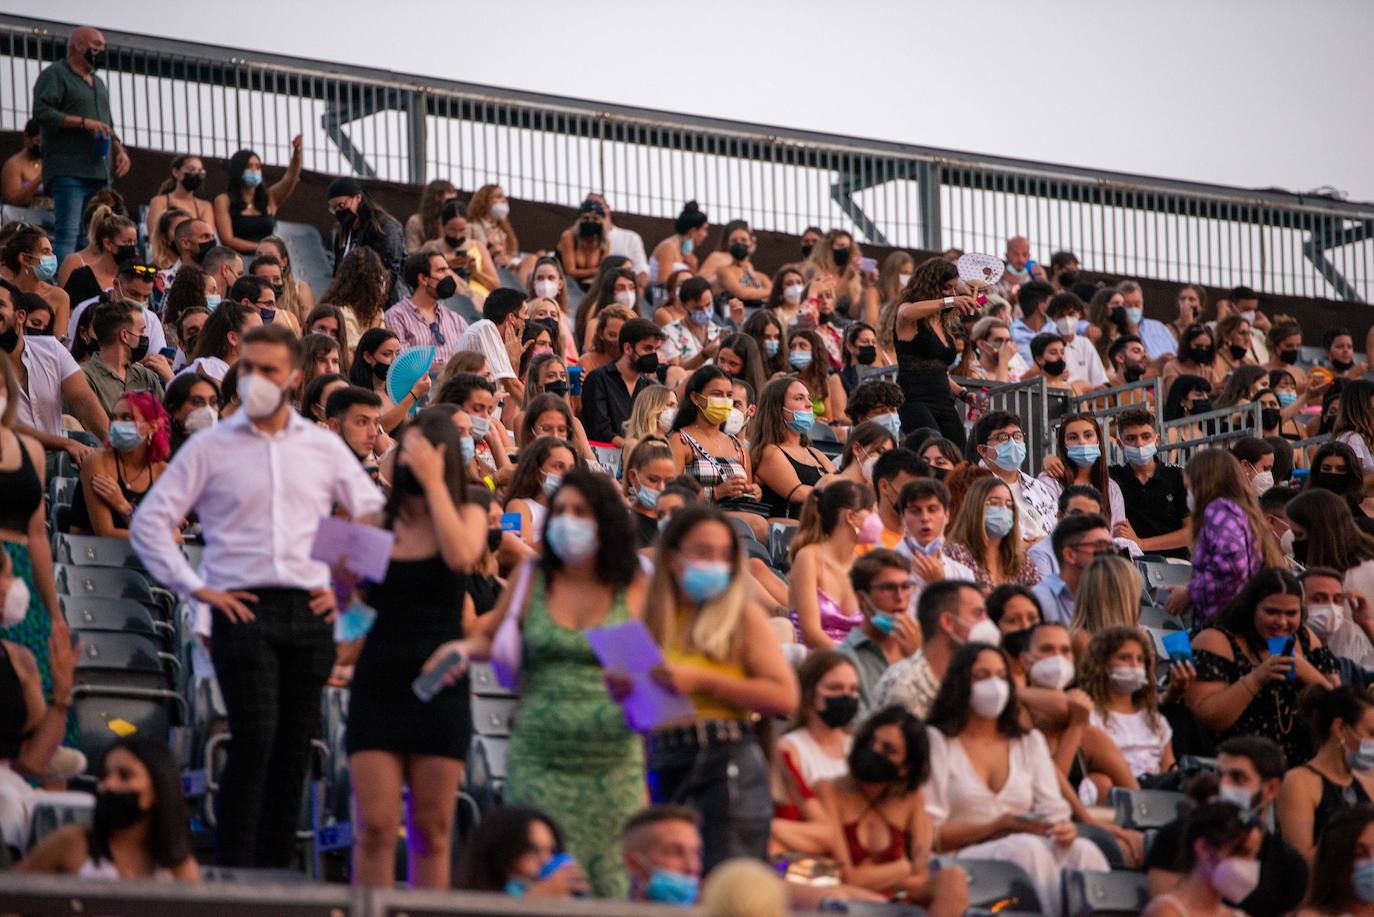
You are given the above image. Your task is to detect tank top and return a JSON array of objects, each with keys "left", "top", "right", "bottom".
[
  {"left": 0, "top": 641, "right": 26, "bottom": 759},
  {"left": 760, "top": 445, "right": 826, "bottom": 519},
  {"left": 230, "top": 210, "right": 276, "bottom": 244},
  {"left": 69, "top": 455, "right": 152, "bottom": 534},
  {"left": 894, "top": 316, "right": 957, "bottom": 371},
  {"left": 0, "top": 434, "right": 41, "bottom": 535},
  {"left": 842, "top": 811, "right": 908, "bottom": 866},
  {"left": 1305, "top": 763, "right": 1372, "bottom": 840},
  {"left": 663, "top": 607, "right": 747, "bottom": 720},
  {"left": 77, "top": 856, "right": 174, "bottom": 880},
  {"left": 677, "top": 429, "right": 748, "bottom": 489}
]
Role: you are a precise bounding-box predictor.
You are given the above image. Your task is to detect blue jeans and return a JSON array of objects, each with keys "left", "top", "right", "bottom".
[{"left": 49, "top": 176, "right": 108, "bottom": 264}]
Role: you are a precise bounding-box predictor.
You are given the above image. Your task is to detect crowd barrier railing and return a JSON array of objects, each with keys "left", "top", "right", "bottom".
[
  {"left": 970, "top": 376, "right": 1065, "bottom": 476},
  {"left": 1157, "top": 402, "right": 1265, "bottom": 465},
  {"left": 1065, "top": 377, "right": 1163, "bottom": 464}
]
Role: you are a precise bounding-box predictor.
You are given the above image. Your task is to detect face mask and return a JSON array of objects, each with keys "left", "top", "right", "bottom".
[
  {"left": 1228, "top": 343, "right": 1249, "bottom": 361},
  {"left": 1348, "top": 735, "right": 1374, "bottom": 772},
  {"left": 1054, "top": 316, "right": 1077, "bottom": 338},
  {"left": 1238, "top": 309, "right": 1256, "bottom": 323},
  {"left": 868, "top": 413, "right": 900, "bottom": 441},
  {"left": 533, "top": 279, "right": 560, "bottom": 301},
  {"left": 1276, "top": 390, "right": 1297, "bottom": 408},
  {"left": 723, "top": 408, "right": 746, "bottom": 437},
  {"left": 860, "top": 453, "right": 877, "bottom": 482},
  {"left": 334, "top": 600, "right": 377, "bottom": 642},
  {"left": 237, "top": 371, "right": 286, "bottom": 419},
  {"left": 1211, "top": 856, "right": 1261, "bottom": 903},
  {"left": 871, "top": 612, "right": 895, "bottom": 635},
  {"left": 787, "top": 407, "right": 815, "bottom": 435},
  {"left": 681, "top": 560, "right": 731, "bottom": 603},
  {"left": 1354, "top": 859, "right": 1374, "bottom": 904},
  {"left": 1215, "top": 783, "right": 1257, "bottom": 815},
  {"left": 657, "top": 406, "right": 677, "bottom": 432},
  {"left": 489, "top": 202, "right": 511, "bottom": 222},
  {"left": 698, "top": 396, "right": 732, "bottom": 426},
  {"left": 728, "top": 241, "right": 750, "bottom": 262},
  {"left": 688, "top": 308, "right": 712, "bottom": 326},
  {"left": 983, "top": 505, "right": 1014, "bottom": 538},
  {"left": 192, "top": 238, "right": 215, "bottom": 264},
  {"left": 1305, "top": 602, "right": 1343, "bottom": 641},
  {"left": 681, "top": 237, "right": 695, "bottom": 256},
  {"left": 240, "top": 169, "right": 263, "bottom": 188},
  {"left": 1334, "top": 358, "right": 1356, "bottom": 373},
  {"left": 486, "top": 528, "right": 503, "bottom": 553},
  {"left": 857, "top": 512, "right": 885, "bottom": 546},
  {"left": 1002, "top": 626, "right": 1033, "bottom": 659},
  {"left": 3, "top": 575, "right": 30, "bottom": 627},
  {"left": 205, "top": 294, "right": 222, "bottom": 311},
  {"left": 430, "top": 275, "right": 458, "bottom": 300},
  {"left": 113, "top": 243, "right": 138, "bottom": 265},
  {"left": 109, "top": 420, "right": 145, "bottom": 452},
  {"left": 1124, "top": 306, "right": 1144, "bottom": 325},
  {"left": 33, "top": 253, "right": 58, "bottom": 282},
  {"left": 645, "top": 868, "right": 699, "bottom": 905},
  {"left": 92, "top": 788, "right": 145, "bottom": 835},
  {"left": 458, "top": 435, "right": 475, "bottom": 465},
  {"left": 850, "top": 744, "right": 900, "bottom": 784},
  {"left": 1270, "top": 348, "right": 1299, "bottom": 366},
  {"left": 764, "top": 339, "right": 781, "bottom": 357},
  {"left": 818, "top": 694, "right": 859, "bottom": 729},
  {"left": 1189, "top": 397, "right": 1213, "bottom": 415},
  {"left": 969, "top": 676, "right": 1011, "bottom": 719},
  {"left": 129, "top": 333, "right": 150, "bottom": 362},
  {"left": 989, "top": 438, "right": 1026, "bottom": 471},
  {"left": 614, "top": 289, "right": 637, "bottom": 310},
  {"left": 578, "top": 219, "right": 603, "bottom": 239},
  {"left": 635, "top": 483, "right": 661, "bottom": 510},
  {"left": 831, "top": 248, "right": 852, "bottom": 268},
  {"left": 799, "top": 242, "right": 813, "bottom": 259},
  {"left": 1066, "top": 443, "right": 1100, "bottom": 468},
  {"left": 84, "top": 47, "right": 107, "bottom": 69},
  {"left": 963, "top": 617, "right": 1002, "bottom": 647},
  {"left": 469, "top": 416, "right": 491, "bottom": 440},
  {"left": 1251, "top": 470, "right": 1275, "bottom": 493},
  {"left": 898, "top": 272, "right": 913, "bottom": 288},
  {"left": 1043, "top": 359, "right": 1067, "bottom": 377},
  {"left": 633, "top": 352, "right": 659, "bottom": 375},
  {"left": 789, "top": 350, "right": 812, "bottom": 370},
  {"left": 1109, "top": 666, "right": 1150, "bottom": 694},
  {"left": 856, "top": 344, "right": 877, "bottom": 365},
  {"left": 783, "top": 284, "right": 805, "bottom": 305},
  {"left": 178, "top": 171, "right": 205, "bottom": 192},
  {"left": 545, "top": 514, "right": 597, "bottom": 564},
  {"left": 1188, "top": 345, "right": 1215, "bottom": 365},
  {"left": 540, "top": 470, "right": 563, "bottom": 498},
  {"left": 1260, "top": 408, "right": 1281, "bottom": 430},
  {"left": 335, "top": 207, "right": 357, "bottom": 229},
  {"left": 370, "top": 359, "right": 391, "bottom": 382},
  {"left": 1029, "top": 655, "right": 1075, "bottom": 690},
  {"left": 543, "top": 379, "right": 568, "bottom": 398},
  {"left": 1123, "top": 442, "right": 1157, "bottom": 466}
]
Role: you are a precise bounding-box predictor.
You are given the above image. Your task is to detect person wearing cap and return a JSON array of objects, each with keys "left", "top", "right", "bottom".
[
  {"left": 556, "top": 198, "right": 612, "bottom": 285},
  {"left": 66, "top": 258, "right": 167, "bottom": 357},
  {"left": 326, "top": 176, "right": 406, "bottom": 305},
  {"left": 586, "top": 193, "right": 649, "bottom": 289}
]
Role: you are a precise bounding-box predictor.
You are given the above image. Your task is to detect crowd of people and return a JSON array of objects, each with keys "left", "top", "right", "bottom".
[{"left": 7, "top": 23, "right": 1374, "bottom": 916}]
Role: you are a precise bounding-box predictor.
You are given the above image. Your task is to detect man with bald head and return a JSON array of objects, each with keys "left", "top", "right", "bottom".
[
  {"left": 995, "top": 235, "right": 1048, "bottom": 302},
  {"left": 31, "top": 26, "right": 131, "bottom": 262}
]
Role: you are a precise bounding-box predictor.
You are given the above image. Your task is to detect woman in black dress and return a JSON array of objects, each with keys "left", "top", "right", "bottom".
[
  {"left": 892, "top": 257, "right": 979, "bottom": 450},
  {"left": 344, "top": 407, "right": 489, "bottom": 889}
]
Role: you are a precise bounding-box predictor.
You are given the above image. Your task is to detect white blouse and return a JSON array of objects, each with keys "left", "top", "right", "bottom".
[{"left": 924, "top": 727, "right": 1070, "bottom": 828}]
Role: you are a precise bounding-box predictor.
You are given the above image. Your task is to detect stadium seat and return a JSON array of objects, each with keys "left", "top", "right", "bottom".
[
  {"left": 589, "top": 444, "right": 622, "bottom": 478},
  {"left": 47, "top": 474, "right": 78, "bottom": 508},
  {"left": 444, "top": 293, "right": 481, "bottom": 326},
  {"left": 71, "top": 686, "right": 186, "bottom": 776},
  {"left": 270, "top": 221, "right": 334, "bottom": 304},
  {"left": 1061, "top": 867, "right": 1149, "bottom": 917},
  {"left": 469, "top": 661, "right": 513, "bottom": 698},
  {"left": 73, "top": 630, "right": 179, "bottom": 690},
  {"left": 63, "top": 595, "right": 173, "bottom": 648},
  {"left": 1139, "top": 605, "right": 1184, "bottom": 631},
  {"left": 767, "top": 522, "right": 798, "bottom": 570},
  {"left": 26, "top": 792, "right": 94, "bottom": 851},
  {"left": 955, "top": 857, "right": 1043, "bottom": 914},
  {"left": 1109, "top": 787, "right": 1192, "bottom": 830},
  {"left": 53, "top": 534, "right": 146, "bottom": 570},
  {"left": 1137, "top": 559, "right": 1191, "bottom": 593},
  {"left": 472, "top": 695, "right": 517, "bottom": 738},
  {"left": 53, "top": 565, "right": 175, "bottom": 622},
  {"left": 468, "top": 735, "right": 509, "bottom": 792}
]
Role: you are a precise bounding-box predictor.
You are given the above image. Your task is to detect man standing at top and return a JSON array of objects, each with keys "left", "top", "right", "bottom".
[
  {"left": 31, "top": 26, "right": 131, "bottom": 263},
  {"left": 994, "top": 235, "right": 1047, "bottom": 302}
]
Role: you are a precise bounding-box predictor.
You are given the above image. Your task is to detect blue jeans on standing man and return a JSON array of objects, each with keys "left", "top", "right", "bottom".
[{"left": 49, "top": 175, "right": 108, "bottom": 264}]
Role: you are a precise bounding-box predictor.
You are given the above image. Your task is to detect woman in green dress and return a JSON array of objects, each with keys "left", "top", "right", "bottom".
[{"left": 427, "top": 466, "right": 649, "bottom": 897}]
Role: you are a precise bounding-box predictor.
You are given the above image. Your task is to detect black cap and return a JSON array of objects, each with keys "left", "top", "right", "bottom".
[
  {"left": 326, "top": 176, "right": 363, "bottom": 199},
  {"left": 579, "top": 199, "right": 606, "bottom": 216}
]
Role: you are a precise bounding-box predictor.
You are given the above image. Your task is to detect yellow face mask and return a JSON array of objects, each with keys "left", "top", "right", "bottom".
[{"left": 697, "top": 395, "right": 733, "bottom": 426}]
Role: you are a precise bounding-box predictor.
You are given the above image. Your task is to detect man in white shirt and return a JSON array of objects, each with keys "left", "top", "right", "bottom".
[
  {"left": 67, "top": 259, "right": 167, "bottom": 356},
  {"left": 873, "top": 580, "right": 992, "bottom": 719},
  {"left": 1045, "top": 293, "right": 1108, "bottom": 388},
  {"left": 131, "top": 323, "right": 383, "bottom": 868},
  {"left": 0, "top": 277, "right": 108, "bottom": 461},
  {"left": 970, "top": 410, "right": 1057, "bottom": 539},
  {"left": 588, "top": 193, "right": 648, "bottom": 290}
]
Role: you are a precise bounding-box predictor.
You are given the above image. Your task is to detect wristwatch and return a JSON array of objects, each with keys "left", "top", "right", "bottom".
[{"left": 943, "top": 296, "right": 955, "bottom": 306}]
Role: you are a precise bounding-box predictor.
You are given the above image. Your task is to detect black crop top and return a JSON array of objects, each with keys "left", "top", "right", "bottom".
[{"left": 0, "top": 436, "right": 41, "bottom": 535}]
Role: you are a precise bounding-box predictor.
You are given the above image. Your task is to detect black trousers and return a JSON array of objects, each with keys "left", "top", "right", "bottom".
[{"left": 209, "top": 587, "right": 333, "bottom": 867}]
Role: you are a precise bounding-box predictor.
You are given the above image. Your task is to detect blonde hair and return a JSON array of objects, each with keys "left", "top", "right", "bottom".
[
  {"left": 622, "top": 384, "right": 675, "bottom": 443},
  {"left": 1069, "top": 555, "right": 1143, "bottom": 636},
  {"left": 645, "top": 506, "right": 750, "bottom": 663},
  {"left": 87, "top": 205, "right": 135, "bottom": 251},
  {"left": 946, "top": 476, "right": 1026, "bottom": 579},
  {"left": 700, "top": 858, "right": 788, "bottom": 917},
  {"left": 259, "top": 235, "right": 304, "bottom": 322}
]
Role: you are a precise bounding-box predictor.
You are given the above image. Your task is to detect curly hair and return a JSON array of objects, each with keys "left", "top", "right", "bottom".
[{"left": 320, "top": 246, "right": 388, "bottom": 329}]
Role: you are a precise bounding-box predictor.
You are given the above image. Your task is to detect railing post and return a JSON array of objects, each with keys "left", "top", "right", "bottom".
[
  {"left": 404, "top": 89, "right": 427, "bottom": 186},
  {"left": 915, "top": 160, "right": 942, "bottom": 252}
]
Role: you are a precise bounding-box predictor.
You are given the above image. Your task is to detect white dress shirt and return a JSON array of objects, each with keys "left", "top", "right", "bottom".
[
  {"left": 608, "top": 225, "right": 649, "bottom": 275},
  {"left": 457, "top": 319, "right": 516, "bottom": 382},
  {"left": 16, "top": 336, "right": 82, "bottom": 437},
  {"left": 130, "top": 409, "right": 385, "bottom": 597},
  {"left": 1061, "top": 333, "right": 1109, "bottom": 387},
  {"left": 68, "top": 295, "right": 167, "bottom": 356}
]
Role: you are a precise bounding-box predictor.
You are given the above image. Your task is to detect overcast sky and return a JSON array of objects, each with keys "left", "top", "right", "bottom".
[{"left": 14, "top": 0, "right": 1374, "bottom": 202}]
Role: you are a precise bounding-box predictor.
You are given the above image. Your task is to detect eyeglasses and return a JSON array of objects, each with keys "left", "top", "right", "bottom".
[
  {"left": 870, "top": 580, "right": 917, "bottom": 594},
  {"left": 1073, "top": 540, "right": 1115, "bottom": 554},
  {"left": 429, "top": 321, "right": 446, "bottom": 347},
  {"left": 987, "top": 431, "right": 1025, "bottom": 445}
]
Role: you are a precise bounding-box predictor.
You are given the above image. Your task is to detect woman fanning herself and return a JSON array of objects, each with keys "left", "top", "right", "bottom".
[
  {"left": 788, "top": 482, "right": 876, "bottom": 649},
  {"left": 344, "top": 409, "right": 488, "bottom": 889},
  {"left": 419, "top": 470, "right": 649, "bottom": 897},
  {"left": 817, "top": 706, "right": 970, "bottom": 915},
  {"left": 642, "top": 505, "right": 798, "bottom": 872},
  {"left": 1187, "top": 568, "right": 1338, "bottom": 771}
]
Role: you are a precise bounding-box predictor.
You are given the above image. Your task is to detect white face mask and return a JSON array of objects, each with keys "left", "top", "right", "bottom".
[
  {"left": 1250, "top": 470, "right": 1274, "bottom": 493},
  {"left": 237, "top": 371, "right": 287, "bottom": 419},
  {"left": 782, "top": 284, "right": 805, "bottom": 305},
  {"left": 1211, "top": 856, "right": 1261, "bottom": 903},
  {"left": 1054, "top": 316, "right": 1077, "bottom": 338},
  {"left": 1109, "top": 666, "right": 1150, "bottom": 694},
  {"left": 615, "top": 289, "right": 637, "bottom": 309},
  {"left": 860, "top": 454, "right": 878, "bottom": 482},
  {"left": 723, "top": 408, "right": 745, "bottom": 437},
  {"left": 534, "top": 279, "right": 560, "bottom": 300},
  {"left": 897, "top": 273, "right": 912, "bottom": 289},
  {"left": 969, "top": 677, "right": 1010, "bottom": 719},
  {"left": 1305, "top": 602, "right": 1344, "bottom": 640},
  {"left": 657, "top": 406, "right": 677, "bottom": 433},
  {"left": 489, "top": 201, "right": 511, "bottom": 222},
  {"left": 3, "top": 575, "right": 30, "bottom": 627},
  {"left": 1028, "top": 655, "right": 1075, "bottom": 690},
  {"left": 963, "top": 617, "right": 1002, "bottom": 647},
  {"left": 184, "top": 405, "right": 218, "bottom": 434}
]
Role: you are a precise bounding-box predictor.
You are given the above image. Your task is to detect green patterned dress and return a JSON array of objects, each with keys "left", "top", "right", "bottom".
[{"left": 504, "top": 573, "right": 645, "bottom": 898}]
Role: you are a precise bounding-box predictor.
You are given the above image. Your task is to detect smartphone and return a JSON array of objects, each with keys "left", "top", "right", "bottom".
[
  {"left": 500, "top": 512, "right": 522, "bottom": 535},
  {"left": 859, "top": 256, "right": 878, "bottom": 274},
  {"left": 412, "top": 648, "right": 465, "bottom": 702},
  {"left": 537, "top": 852, "right": 575, "bottom": 880},
  {"left": 1161, "top": 630, "right": 1193, "bottom": 663},
  {"left": 159, "top": 346, "right": 177, "bottom": 360}
]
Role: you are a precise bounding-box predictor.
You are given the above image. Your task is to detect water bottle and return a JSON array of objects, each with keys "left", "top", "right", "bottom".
[{"left": 94, "top": 128, "right": 110, "bottom": 159}]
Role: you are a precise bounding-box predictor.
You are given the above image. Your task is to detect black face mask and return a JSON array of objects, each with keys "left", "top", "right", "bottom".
[
  {"left": 335, "top": 208, "right": 356, "bottom": 229},
  {"left": 1278, "top": 348, "right": 1299, "bottom": 365},
  {"left": 817, "top": 311, "right": 831, "bottom": 325},
  {"left": 0, "top": 326, "right": 18, "bottom": 352},
  {"left": 371, "top": 360, "right": 390, "bottom": 381},
  {"left": 1002, "top": 626, "right": 1035, "bottom": 660},
  {"left": 180, "top": 172, "right": 204, "bottom": 192},
  {"left": 1291, "top": 537, "right": 1308, "bottom": 564},
  {"left": 129, "top": 333, "right": 149, "bottom": 361},
  {"left": 856, "top": 345, "right": 877, "bottom": 366},
  {"left": 1189, "top": 397, "right": 1213, "bottom": 415},
  {"left": 1228, "top": 343, "right": 1249, "bottom": 360},
  {"left": 1313, "top": 471, "right": 1348, "bottom": 493},
  {"left": 728, "top": 242, "right": 750, "bottom": 262},
  {"left": 486, "top": 528, "right": 503, "bottom": 553},
  {"left": 193, "top": 238, "right": 214, "bottom": 264},
  {"left": 25, "top": 143, "right": 40, "bottom": 159},
  {"left": 818, "top": 694, "right": 859, "bottom": 729},
  {"left": 534, "top": 317, "right": 559, "bottom": 337},
  {"left": 1334, "top": 358, "right": 1356, "bottom": 373},
  {"left": 268, "top": 283, "right": 284, "bottom": 299},
  {"left": 92, "top": 788, "right": 144, "bottom": 835},
  {"left": 632, "top": 352, "right": 659, "bottom": 375},
  {"left": 1261, "top": 408, "right": 1282, "bottom": 430},
  {"left": 434, "top": 276, "right": 458, "bottom": 300},
  {"left": 1042, "top": 359, "right": 1066, "bottom": 377},
  {"left": 544, "top": 380, "right": 568, "bottom": 397},
  {"left": 849, "top": 744, "right": 900, "bottom": 784},
  {"left": 578, "top": 220, "right": 602, "bottom": 239},
  {"left": 444, "top": 235, "right": 466, "bottom": 249},
  {"left": 800, "top": 242, "right": 814, "bottom": 259},
  {"left": 84, "top": 47, "right": 107, "bottom": 69},
  {"left": 27, "top": 324, "right": 52, "bottom": 336},
  {"left": 113, "top": 243, "right": 138, "bottom": 264},
  {"left": 1188, "top": 346, "right": 1214, "bottom": 365},
  {"left": 931, "top": 465, "right": 949, "bottom": 481},
  {"left": 1109, "top": 307, "right": 1127, "bottom": 329},
  {"left": 831, "top": 248, "right": 852, "bottom": 268},
  {"left": 1123, "top": 365, "right": 1144, "bottom": 383}
]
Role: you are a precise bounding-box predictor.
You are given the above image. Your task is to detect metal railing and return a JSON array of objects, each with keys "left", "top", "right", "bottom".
[
  {"left": 975, "top": 376, "right": 1060, "bottom": 476},
  {"left": 1157, "top": 402, "right": 1265, "bottom": 465},
  {"left": 1065, "top": 378, "right": 1164, "bottom": 464},
  {"left": 2, "top": 14, "right": 1372, "bottom": 302}
]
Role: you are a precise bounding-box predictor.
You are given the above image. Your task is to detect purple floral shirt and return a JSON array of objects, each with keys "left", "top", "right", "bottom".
[{"left": 1187, "top": 498, "right": 1260, "bottom": 624}]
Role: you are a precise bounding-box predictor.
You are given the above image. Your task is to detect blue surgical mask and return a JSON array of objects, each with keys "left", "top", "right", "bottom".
[
  {"left": 1355, "top": 858, "right": 1374, "bottom": 903},
  {"left": 1277, "top": 390, "right": 1297, "bottom": 408},
  {"left": 1347, "top": 736, "right": 1374, "bottom": 772},
  {"left": 984, "top": 505, "right": 1015, "bottom": 537},
  {"left": 206, "top": 294, "right": 222, "bottom": 311},
  {"left": 764, "top": 339, "right": 780, "bottom": 357},
  {"left": 875, "top": 412, "right": 902, "bottom": 439},
  {"left": 241, "top": 169, "right": 263, "bottom": 187},
  {"left": 1123, "top": 442, "right": 1157, "bottom": 466},
  {"left": 1066, "top": 444, "right": 1101, "bottom": 468},
  {"left": 1125, "top": 306, "right": 1143, "bottom": 325},
  {"left": 871, "top": 612, "right": 895, "bottom": 635},
  {"left": 645, "top": 868, "right": 700, "bottom": 905},
  {"left": 688, "top": 308, "right": 712, "bottom": 326},
  {"left": 545, "top": 514, "right": 598, "bottom": 564},
  {"left": 990, "top": 438, "right": 1026, "bottom": 471},
  {"left": 541, "top": 471, "right": 563, "bottom": 498},
  {"left": 680, "top": 237, "right": 694, "bottom": 256},
  {"left": 681, "top": 561, "right": 731, "bottom": 604},
  {"left": 789, "top": 350, "right": 812, "bottom": 370},
  {"left": 108, "top": 420, "right": 145, "bottom": 452},
  {"left": 35, "top": 253, "right": 58, "bottom": 282},
  {"left": 458, "top": 435, "right": 475, "bottom": 464},
  {"left": 787, "top": 407, "right": 815, "bottom": 435},
  {"left": 635, "top": 484, "right": 661, "bottom": 509},
  {"left": 906, "top": 535, "right": 941, "bottom": 557}
]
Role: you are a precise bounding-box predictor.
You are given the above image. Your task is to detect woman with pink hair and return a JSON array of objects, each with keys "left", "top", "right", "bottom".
[{"left": 71, "top": 392, "right": 172, "bottom": 538}]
